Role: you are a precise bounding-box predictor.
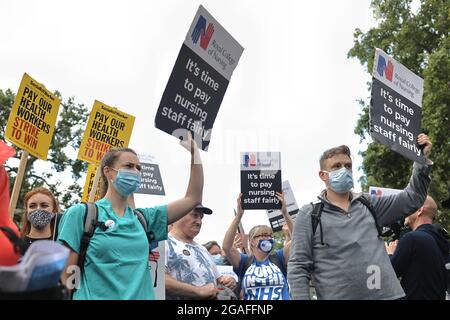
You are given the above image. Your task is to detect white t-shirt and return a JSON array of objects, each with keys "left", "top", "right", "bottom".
[{"left": 165, "top": 234, "right": 220, "bottom": 298}]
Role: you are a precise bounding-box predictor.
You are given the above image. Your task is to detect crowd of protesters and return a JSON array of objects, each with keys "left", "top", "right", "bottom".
[{"left": 1, "top": 133, "right": 449, "bottom": 300}]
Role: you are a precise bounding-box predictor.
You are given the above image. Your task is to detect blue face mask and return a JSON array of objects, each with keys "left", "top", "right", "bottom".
[
  {"left": 257, "top": 239, "right": 274, "bottom": 253},
  {"left": 112, "top": 168, "right": 141, "bottom": 197},
  {"left": 212, "top": 254, "right": 225, "bottom": 265},
  {"left": 325, "top": 167, "right": 354, "bottom": 194}
]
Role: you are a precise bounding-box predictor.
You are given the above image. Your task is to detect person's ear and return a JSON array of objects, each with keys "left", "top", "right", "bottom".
[
  {"left": 417, "top": 206, "right": 425, "bottom": 217},
  {"left": 319, "top": 170, "right": 328, "bottom": 182}
]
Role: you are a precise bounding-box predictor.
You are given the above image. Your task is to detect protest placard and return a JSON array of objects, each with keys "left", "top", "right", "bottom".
[
  {"left": 155, "top": 5, "right": 243, "bottom": 151},
  {"left": 5, "top": 73, "right": 60, "bottom": 160},
  {"left": 240, "top": 152, "right": 282, "bottom": 210},
  {"left": 267, "top": 180, "right": 299, "bottom": 232},
  {"left": 78, "top": 100, "right": 135, "bottom": 166},
  {"left": 369, "top": 186, "right": 402, "bottom": 197},
  {"left": 5, "top": 73, "right": 61, "bottom": 216},
  {"left": 81, "top": 163, "right": 102, "bottom": 202},
  {"left": 136, "top": 161, "right": 165, "bottom": 196},
  {"left": 370, "top": 48, "right": 425, "bottom": 164},
  {"left": 149, "top": 241, "right": 165, "bottom": 300}
]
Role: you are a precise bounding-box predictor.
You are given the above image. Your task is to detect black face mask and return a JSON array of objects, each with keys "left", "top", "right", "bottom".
[{"left": 28, "top": 209, "right": 55, "bottom": 230}]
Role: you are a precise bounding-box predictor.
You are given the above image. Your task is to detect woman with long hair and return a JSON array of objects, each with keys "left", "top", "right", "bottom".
[
  {"left": 223, "top": 193, "right": 293, "bottom": 300},
  {"left": 58, "top": 134, "right": 204, "bottom": 299},
  {"left": 21, "top": 187, "right": 61, "bottom": 245}
]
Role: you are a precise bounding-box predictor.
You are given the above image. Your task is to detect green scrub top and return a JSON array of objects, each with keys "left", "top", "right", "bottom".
[{"left": 57, "top": 198, "right": 167, "bottom": 300}]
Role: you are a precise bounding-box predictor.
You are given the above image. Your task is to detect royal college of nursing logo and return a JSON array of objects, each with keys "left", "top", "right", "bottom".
[
  {"left": 370, "top": 188, "right": 382, "bottom": 197},
  {"left": 377, "top": 54, "right": 394, "bottom": 81},
  {"left": 243, "top": 153, "right": 257, "bottom": 168},
  {"left": 191, "top": 15, "right": 215, "bottom": 50}
]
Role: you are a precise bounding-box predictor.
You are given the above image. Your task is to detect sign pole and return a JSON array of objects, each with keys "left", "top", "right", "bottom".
[
  {"left": 9, "top": 150, "right": 29, "bottom": 218},
  {"left": 234, "top": 209, "right": 247, "bottom": 254},
  {"left": 88, "top": 166, "right": 102, "bottom": 202}
]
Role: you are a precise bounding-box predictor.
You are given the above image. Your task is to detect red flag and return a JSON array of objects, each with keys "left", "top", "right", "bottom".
[
  {"left": 0, "top": 140, "right": 15, "bottom": 166},
  {"left": 0, "top": 140, "right": 20, "bottom": 266}
]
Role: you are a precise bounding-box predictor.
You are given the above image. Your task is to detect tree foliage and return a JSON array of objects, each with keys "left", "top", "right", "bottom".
[
  {"left": 0, "top": 89, "right": 89, "bottom": 224},
  {"left": 348, "top": 0, "right": 450, "bottom": 229}
]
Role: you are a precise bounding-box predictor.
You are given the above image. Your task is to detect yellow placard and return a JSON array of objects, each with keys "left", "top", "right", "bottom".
[
  {"left": 81, "top": 164, "right": 102, "bottom": 202},
  {"left": 5, "top": 73, "right": 61, "bottom": 160},
  {"left": 77, "top": 100, "right": 135, "bottom": 166}
]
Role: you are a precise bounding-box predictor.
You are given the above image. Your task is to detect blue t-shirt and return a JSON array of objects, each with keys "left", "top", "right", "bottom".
[
  {"left": 235, "top": 249, "right": 290, "bottom": 300},
  {"left": 57, "top": 198, "right": 167, "bottom": 300}
]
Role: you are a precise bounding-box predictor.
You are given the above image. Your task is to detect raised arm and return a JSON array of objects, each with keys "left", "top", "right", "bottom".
[
  {"left": 370, "top": 133, "right": 433, "bottom": 226},
  {"left": 222, "top": 194, "right": 244, "bottom": 269},
  {"left": 167, "top": 133, "right": 204, "bottom": 224}
]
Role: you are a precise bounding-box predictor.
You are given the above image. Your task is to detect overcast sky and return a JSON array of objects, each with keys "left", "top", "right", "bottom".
[{"left": 0, "top": 0, "right": 375, "bottom": 244}]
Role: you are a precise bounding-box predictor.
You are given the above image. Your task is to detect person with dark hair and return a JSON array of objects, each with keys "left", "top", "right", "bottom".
[
  {"left": 58, "top": 134, "right": 204, "bottom": 299},
  {"left": 21, "top": 187, "right": 61, "bottom": 245},
  {"left": 203, "top": 241, "right": 230, "bottom": 266},
  {"left": 386, "top": 196, "right": 449, "bottom": 300},
  {"left": 203, "top": 240, "right": 221, "bottom": 254},
  {"left": 288, "top": 134, "right": 433, "bottom": 300}
]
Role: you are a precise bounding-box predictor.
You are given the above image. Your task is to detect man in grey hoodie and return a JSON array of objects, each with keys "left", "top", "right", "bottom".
[{"left": 287, "top": 133, "right": 433, "bottom": 300}]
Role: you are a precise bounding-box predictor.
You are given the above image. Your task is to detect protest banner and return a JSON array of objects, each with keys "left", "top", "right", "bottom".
[
  {"left": 128, "top": 195, "right": 166, "bottom": 300},
  {"left": 149, "top": 241, "right": 165, "bottom": 300},
  {"left": 5, "top": 73, "right": 61, "bottom": 216},
  {"left": 370, "top": 48, "right": 425, "bottom": 164},
  {"left": 78, "top": 100, "right": 135, "bottom": 166},
  {"left": 369, "top": 186, "right": 402, "bottom": 197},
  {"left": 240, "top": 152, "right": 282, "bottom": 210},
  {"left": 267, "top": 180, "right": 299, "bottom": 232},
  {"left": 81, "top": 163, "right": 102, "bottom": 202},
  {"left": 369, "top": 186, "right": 404, "bottom": 238},
  {"left": 136, "top": 156, "right": 165, "bottom": 196},
  {"left": 77, "top": 100, "right": 135, "bottom": 201},
  {"left": 5, "top": 73, "right": 60, "bottom": 160},
  {"left": 155, "top": 5, "right": 244, "bottom": 151}
]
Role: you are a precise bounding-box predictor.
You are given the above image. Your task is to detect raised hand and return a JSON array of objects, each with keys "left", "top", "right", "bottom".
[
  {"left": 179, "top": 131, "right": 198, "bottom": 155},
  {"left": 236, "top": 193, "right": 244, "bottom": 219},
  {"left": 276, "top": 192, "right": 287, "bottom": 214},
  {"left": 417, "top": 133, "right": 432, "bottom": 158}
]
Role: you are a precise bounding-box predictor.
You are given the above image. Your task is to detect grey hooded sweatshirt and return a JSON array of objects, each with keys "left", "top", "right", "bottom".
[{"left": 287, "top": 162, "right": 431, "bottom": 300}]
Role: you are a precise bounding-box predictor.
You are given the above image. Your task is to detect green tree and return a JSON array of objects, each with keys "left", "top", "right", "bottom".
[
  {"left": 348, "top": 0, "right": 450, "bottom": 229},
  {"left": 0, "top": 89, "right": 89, "bottom": 224}
]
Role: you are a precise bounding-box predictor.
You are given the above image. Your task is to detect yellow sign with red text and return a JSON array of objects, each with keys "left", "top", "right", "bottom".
[
  {"left": 81, "top": 164, "right": 102, "bottom": 202},
  {"left": 5, "top": 73, "right": 60, "bottom": 160},
  {"left": 77, "top": 100, "right": 135, "bottom": 166}
]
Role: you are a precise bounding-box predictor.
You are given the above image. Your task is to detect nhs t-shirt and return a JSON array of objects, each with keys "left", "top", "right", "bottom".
[{"left": 236, "top": 249, "right": 290, "bottom": 300}]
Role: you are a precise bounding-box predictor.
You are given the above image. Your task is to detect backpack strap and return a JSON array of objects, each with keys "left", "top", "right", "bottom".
[
  {"left": 0, "top": 226, "right": 29, "bottom": 256},
  {"left": 133, "top": 208, "right": 155, "bottom": 243},
  {"left": 356, "top": 195, "right": 383, "bottom": 238},
  {"left": 311, "top": 201, "right": 326, "bottom": 245},
  {"left": 78, "top": 202, "right": 98, "bottom": 275},
  {"left": 52, "top": 213, "right": 63, "bottom": 241},
  {"left": 133, "top": 208, "right": 157, "bottom": 287}
]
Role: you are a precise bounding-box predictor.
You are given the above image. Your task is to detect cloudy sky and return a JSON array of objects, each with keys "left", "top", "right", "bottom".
[{"left": 0, "top": 0, "right": 375, "bottom": 244}]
